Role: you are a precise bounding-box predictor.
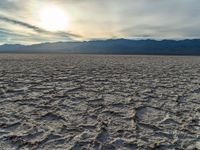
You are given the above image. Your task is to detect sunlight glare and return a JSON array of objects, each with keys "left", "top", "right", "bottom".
[{"left": 39, "top": 5, "right": 69, "bottom": 31}]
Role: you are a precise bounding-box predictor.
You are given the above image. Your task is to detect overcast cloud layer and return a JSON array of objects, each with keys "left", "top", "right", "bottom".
[{"left": 0, "top": 0, "right": 200, "bottom": 44}]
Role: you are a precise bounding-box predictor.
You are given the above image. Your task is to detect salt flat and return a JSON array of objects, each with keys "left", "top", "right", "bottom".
[{"left": 0, "top": 54, "right": 199, "bottom": 150}]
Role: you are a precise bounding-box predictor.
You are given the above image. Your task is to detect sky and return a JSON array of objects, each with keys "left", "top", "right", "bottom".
[{"left": 0, "top": 0, "right": 200, "bottom": 45}]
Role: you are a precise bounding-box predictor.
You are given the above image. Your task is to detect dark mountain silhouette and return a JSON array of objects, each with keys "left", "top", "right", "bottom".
[{"left": 1, "top": 39, "right": 200, "bottom": 55}]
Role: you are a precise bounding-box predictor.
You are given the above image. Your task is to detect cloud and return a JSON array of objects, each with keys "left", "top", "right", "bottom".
[
  {"left": 0, "top": 15, "right": 81, "bottom": 38},
  {"left": 0, "top": 16, "right": 45, "bottom": 33},
  {"left": 0, "top": 13, "right": 84, "bottom": 45}
]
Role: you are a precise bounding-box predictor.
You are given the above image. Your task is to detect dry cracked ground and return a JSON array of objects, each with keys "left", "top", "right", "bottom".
[{"left": 0, "top": 54, "right": 200, "bottom": 150}]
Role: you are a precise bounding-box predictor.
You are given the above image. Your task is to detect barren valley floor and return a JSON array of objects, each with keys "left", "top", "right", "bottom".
[{"left": 0, "top": 54, "right": 200, "bottom": 150}]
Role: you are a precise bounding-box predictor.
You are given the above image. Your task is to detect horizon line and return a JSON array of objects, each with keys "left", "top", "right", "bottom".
[{"left": 1, "top": 38, "right": 200, "bottom": 46}]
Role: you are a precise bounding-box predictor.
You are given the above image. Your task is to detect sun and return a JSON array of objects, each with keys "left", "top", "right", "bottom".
[{"left": 39, "top": 5, "right": 69, "bottom": 32}]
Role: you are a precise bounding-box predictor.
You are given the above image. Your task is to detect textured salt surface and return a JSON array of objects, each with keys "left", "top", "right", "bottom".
[{"left": 0, "top": 54, "right": 200, "bottom": 150}]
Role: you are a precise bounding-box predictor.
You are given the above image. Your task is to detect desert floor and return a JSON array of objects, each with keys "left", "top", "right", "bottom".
[{"left": 0, "top": 54, "right": 199, "bottom": 150}]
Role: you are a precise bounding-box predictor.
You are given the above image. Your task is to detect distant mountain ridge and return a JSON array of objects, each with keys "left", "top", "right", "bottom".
[{"left": 1, "top": 39, "right": 200, "bottom": 55}]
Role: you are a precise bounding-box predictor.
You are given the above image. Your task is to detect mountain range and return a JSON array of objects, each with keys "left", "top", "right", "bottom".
[{"left": 1, "top": 39, "right": 200, "bottom": 55}]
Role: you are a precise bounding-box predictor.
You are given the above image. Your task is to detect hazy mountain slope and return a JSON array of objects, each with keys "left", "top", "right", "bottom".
[{"left": 0, "top": 39, "right": 200, "bottom": 54}]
